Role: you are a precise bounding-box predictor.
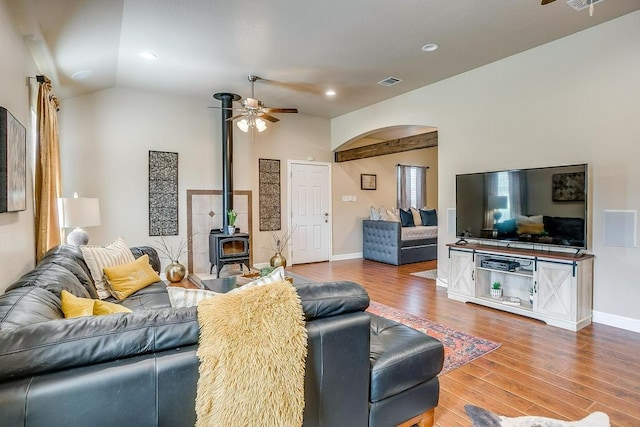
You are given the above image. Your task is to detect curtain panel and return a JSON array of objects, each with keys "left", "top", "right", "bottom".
[
  {"left": 396, "top": 164, "right": 428, "bottom": 209},
  {"left": 34, "top": 77, "right": 63, "bottom": 259}
]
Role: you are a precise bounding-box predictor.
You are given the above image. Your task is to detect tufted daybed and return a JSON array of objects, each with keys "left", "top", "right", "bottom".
[{"left": 363, "top": 220, "right": 438, "bottom": 265}]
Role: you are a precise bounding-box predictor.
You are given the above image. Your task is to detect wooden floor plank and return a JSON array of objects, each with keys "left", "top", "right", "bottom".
[{"left": 289, "top": 259, "right": 640, "bottom": 427}]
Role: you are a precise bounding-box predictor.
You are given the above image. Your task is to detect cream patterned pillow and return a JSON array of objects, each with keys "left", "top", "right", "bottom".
[
  {"left": 229, "top": 266, "right": 285, "bottom": 294},
  {"left": 166, "top": 267, "right": 286, "bottom": 307},
  {"left": 80, "top": 237, "right": 136, "bottom": 299},
  {"left": 167, "top": 286, "right": 220, "bottom": 308},
  {"left": 410, "top": 207, "right": 423, "bottom": 226},
  {"left": 385, "top": 208, "right": 401, "bottom": 222}
]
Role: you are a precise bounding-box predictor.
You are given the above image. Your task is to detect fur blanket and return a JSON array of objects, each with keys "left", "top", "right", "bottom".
[
  {"left": 465, "top": 405, "right": 610, "bottom": 427},
  {"left": 195, "top": 280, "right": 307, "bottom": 427}
]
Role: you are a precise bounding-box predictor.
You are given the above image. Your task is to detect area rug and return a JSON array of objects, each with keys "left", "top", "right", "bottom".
[
  {"left": 465, "top": 405, "right": 610, "bottom": 427},
  {"left": 367, "top": 301, "right": 501, "bottom": 375},
  {"left": 195, "top": 280, "right": 307, "bottom": 426},
  {"left": 410, "top": 269, "right": 437, "bottom": 280}
]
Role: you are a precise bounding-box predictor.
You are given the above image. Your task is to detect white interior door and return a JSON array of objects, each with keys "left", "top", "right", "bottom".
[{"left": 289, "top": 161, "right": 331, "bottom": 264}]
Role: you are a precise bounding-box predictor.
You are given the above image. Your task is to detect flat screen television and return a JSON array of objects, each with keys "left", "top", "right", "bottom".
[{"left": 456, "top": 164, "right": 588, "bottom": 250}]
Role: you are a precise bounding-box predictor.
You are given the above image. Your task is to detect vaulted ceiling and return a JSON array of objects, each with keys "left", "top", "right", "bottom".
[{"left": 8, "top": 0, "right": 639, "bottom": 118}]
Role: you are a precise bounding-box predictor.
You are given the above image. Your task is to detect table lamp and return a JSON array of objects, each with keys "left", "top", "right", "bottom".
[
  {"left": 488, "top": 195, "right": 508, "bottom": 226},
  {"left": 59, "top": 193, "right": 101, "bottom": 245}
]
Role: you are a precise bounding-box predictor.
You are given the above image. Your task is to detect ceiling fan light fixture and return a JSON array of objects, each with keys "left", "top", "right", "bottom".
[
  {"left": 237, "top": 119, "right": 249, "bottom": 133},
  {"left": 255, "top": 118, "right": 267, "bottom": 132},
  {"left": 237, "top": 116, "right": 267, "bottom": 133}
]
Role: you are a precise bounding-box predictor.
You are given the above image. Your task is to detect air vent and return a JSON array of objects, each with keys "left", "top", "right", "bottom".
[
  {"left": 377, "top": 77, "right": 403, "bottom": 87},
  {"left": 566, "top": 0, "right": 603, "bottom": 11}
]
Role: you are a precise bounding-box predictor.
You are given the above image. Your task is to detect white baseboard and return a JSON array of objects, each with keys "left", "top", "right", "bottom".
[
  {"left": 436, "top": 276, "right": 448, "bottom": 288},
  {"left": 331, "top": 252, "right": 362, "bottom": 261},
  {"left": 592, "top": 310, "right": 640, "bottom": 333}
]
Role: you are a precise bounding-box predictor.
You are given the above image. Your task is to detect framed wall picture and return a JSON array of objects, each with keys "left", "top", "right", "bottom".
[
  {"left": 148, "top": 150, "right": 179, "bottom": 235},
  {"left": 0, "top": 107, "right": 27, "bottom": 213},
  {"left": 259, "top": 158, "right": 281, "bottom": 231},
  {"left": 361, "top": 174, "right": 377, "bottom": 190},
  {"left": 552, "top": 172, "right": 585, "bottom": 201}
]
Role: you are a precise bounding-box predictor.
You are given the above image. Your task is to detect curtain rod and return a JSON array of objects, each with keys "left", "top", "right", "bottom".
[
  {"left": 397, "top": 164, "right": 430, "bottom": 169},
  {"left": 28, "top": 75, "right": 50, "bottom": 83}
]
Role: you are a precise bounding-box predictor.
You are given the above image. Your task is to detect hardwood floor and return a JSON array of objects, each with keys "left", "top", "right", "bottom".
[{"left": 288, "top": 258, "right": 640, "bottom": 427}]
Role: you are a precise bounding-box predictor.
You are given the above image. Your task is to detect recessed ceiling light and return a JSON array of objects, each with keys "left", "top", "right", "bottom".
[
  {"left": 325, "top": 90, "right": 336, "bottom": 96},
  {"left": 71, "top": 70, "right": 92, "bottom": 80},
  {"left": 139, "top": 51, "right": 157, "bottom": 60},
  {"left": 421, "top": 43, "right": 439, "bottom": 52}
]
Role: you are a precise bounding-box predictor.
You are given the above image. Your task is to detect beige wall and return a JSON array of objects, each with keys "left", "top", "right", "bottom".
[
  {"left": 332, "top": 147, "right": 438, "bottom": 256},
  {"left": 332, "top": 11, "right": 640, "bottom": 330},
  {"left": 0, "top": 0, "right": 38, "bottom": 292},
  {"left": 58, "top": 87, "right": 332, "bottom": 271}
]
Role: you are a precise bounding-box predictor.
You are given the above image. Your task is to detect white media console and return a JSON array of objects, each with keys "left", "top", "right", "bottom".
[{"left": 447, "top": 243, "right": 594, "bottom": 331}]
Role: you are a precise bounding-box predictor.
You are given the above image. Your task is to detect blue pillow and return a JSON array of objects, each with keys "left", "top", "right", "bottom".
[
  {"left": 399, "top": 208, "right": 415, "bottom": 227},
  {"left": 496, "top": 218, "right": 517, "bottom": 235},
  {"left": 419, "top": 209, "right": 438, "bottom": 226}
]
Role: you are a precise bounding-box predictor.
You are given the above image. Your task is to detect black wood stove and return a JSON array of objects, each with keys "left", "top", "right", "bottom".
[{"left": 209, "top": 231, "right": 250, "bottom": 276}]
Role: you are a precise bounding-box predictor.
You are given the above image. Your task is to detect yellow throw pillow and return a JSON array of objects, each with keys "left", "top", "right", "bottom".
[
  {"left": 517, "top": 223, "right": 545, "bottom": 235},
  {"left": 60, "top": 290, "right": 132, "bottom": 317},
  {"left": 61, "top": 290, "right": 95, "bottom": 318},
  {"left": 94, "top": 300, "right": 133, "bottom": 315},
  {"left": 103, "top": 254, "right": 162, "bottom": 300},
  {"left": 80, "top": 237, "right": 136, "bottom": 299}
]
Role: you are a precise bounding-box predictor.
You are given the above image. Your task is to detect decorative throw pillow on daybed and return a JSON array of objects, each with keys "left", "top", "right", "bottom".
[
  {"left": 80, "top": 237, "right": 136, "bottom": 299},
  {"left": 419, "top": 208, "right": 438, "bottom": 226},
  {"left": 410, "top": 207, "right": 423, "bottom": 226},
  {"left": 385, "top": 208, "right": 401, "bottom": 222},
  {"left": 370, "top": 206, "right": 395, "bottom": 221},
  {"left": 399, "top": 208, "right": 415, "bottom": 227},
  {"left": 103, "top": 254, "right": 162, "bottom": 300}
]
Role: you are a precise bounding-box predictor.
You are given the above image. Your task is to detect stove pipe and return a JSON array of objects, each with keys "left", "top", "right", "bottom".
[{"left": 213, "top": 92, "right": 240, "bottom": 231}]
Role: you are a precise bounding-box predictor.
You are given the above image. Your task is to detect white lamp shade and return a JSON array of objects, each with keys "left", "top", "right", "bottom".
[
  {"left": 60, "top": 197, "right": 101, "bottom": 228},
  {"left": 488, "top": 195, "right": 508, "bottom": 210}
]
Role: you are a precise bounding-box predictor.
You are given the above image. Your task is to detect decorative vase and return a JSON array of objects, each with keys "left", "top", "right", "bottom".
[
  {"left": 165, "top": 261, "right": 186, "bottom": 283},
  {"left": 490, "top": 288, "right": 502, "bottom": 298},
  {"left": 227, "top": 225, "right": 236, "bottom": 235},
  {"left": 270, "top": 251, "right": 287, "bottom": 268}
]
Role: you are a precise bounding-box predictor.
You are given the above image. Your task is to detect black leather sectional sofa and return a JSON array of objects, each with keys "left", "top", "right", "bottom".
[{"left": 0, "top": 244, "right": 443, "bottom": 427}]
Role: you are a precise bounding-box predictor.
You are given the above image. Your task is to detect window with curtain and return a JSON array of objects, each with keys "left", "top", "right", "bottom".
[
  {"left": 483, "top": 170, "right": 526, "bottom": 228},
  {"left": 397, "top": 164, "right": 428, "bottom": 209}
]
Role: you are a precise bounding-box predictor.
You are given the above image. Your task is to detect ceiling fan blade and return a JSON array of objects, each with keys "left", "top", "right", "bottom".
[
  {"left": 207, "top": 106, "right": 238, "bottom": 110},
  {"left": 226, "top": 113, "right": 247, "bottom": 121},
  {"left": 541, "top": 0, "right": 556, "bottom": 4},
  {"left": 258, "top": 77, "right": 325, "bottom": 96},
  {"left": 260, "top": 113, "right": 280, "bottom": 123},
  {"left": 264, "top": 108, "right": 298, "bottom": 114}
]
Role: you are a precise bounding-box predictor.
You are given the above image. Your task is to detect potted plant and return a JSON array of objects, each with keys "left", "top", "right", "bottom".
[
  {"left": 490, "top": 282, "right": 502, "bottom": 298},
  {"left": 227, "top": 209, "right": 238, "bottom": 234}
]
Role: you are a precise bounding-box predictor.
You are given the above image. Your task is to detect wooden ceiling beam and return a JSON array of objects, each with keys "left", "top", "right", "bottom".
[{"left": 334, "top": 131, "right": 438, "bottom": 163}]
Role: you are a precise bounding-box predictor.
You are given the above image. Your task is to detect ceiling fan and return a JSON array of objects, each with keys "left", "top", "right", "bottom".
[
  {"left": 218, "top": 74, "right": 298, "bottom": 133},
  {"left": 541, "top": 0, "right": 601, "bottom": 16}
]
